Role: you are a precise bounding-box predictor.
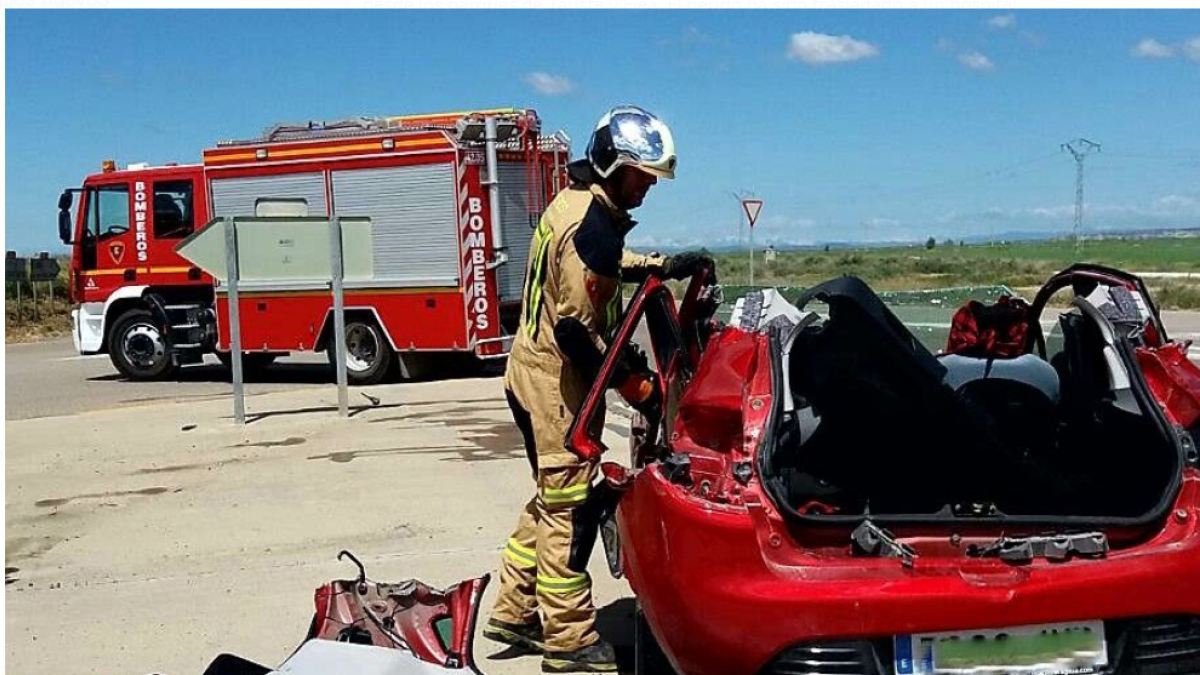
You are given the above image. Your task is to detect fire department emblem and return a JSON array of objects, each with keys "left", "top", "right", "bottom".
[{"left": 108, "top": 241, "right": 126, "bottom": 264}]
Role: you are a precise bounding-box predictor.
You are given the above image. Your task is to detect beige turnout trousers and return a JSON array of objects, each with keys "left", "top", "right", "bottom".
[{"left": 491, "top": 429, "right": 599, "bottom": 651}]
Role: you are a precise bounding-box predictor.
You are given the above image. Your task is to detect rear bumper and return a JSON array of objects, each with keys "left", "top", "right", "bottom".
[
  {"left": 757, "top": 616, "right": 1200, "bottom": 675},
  {"left": 618, "top": 469, "right": 1200, "bottom": 675}
]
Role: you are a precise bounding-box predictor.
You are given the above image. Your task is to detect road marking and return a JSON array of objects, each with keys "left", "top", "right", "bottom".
[{"left": 52, "top": 354, "right": 108, "bottom": 362}]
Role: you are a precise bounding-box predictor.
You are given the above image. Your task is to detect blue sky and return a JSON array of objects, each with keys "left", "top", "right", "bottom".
[{"left": 6, "top": 9, "right": 1200, "bottom": 253}]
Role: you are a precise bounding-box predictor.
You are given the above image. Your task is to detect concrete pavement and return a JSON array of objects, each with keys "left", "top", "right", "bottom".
[{"left": 5, "top": 377, "right": 636, "bottom": 675}]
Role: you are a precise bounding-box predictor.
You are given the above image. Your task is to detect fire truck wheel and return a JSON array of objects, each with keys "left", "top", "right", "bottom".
[
  {"left": 331, "top": 319, "right": 394, "bottom": 386},
  {"left": 109, "top": 308, "right": 179, "bottom": 381}
]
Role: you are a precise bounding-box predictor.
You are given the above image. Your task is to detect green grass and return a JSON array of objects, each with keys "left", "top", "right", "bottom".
[
  {"left": 709, "top": 237, "right": 1200, "bottom": 309},
  {"left": 5, "top": 257, "right": 73, "bottom": 342}
]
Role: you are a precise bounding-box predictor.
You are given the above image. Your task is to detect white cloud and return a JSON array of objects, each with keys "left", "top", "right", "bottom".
[
  {"left": 987, "top": 13, "right": 1017, "bottom": 30},
  {"left": 1020, "top": 30, "right": 1046, "bottom": 48},
  {"left": 934, "top": 195, "right": 1200, "bottom": 236},
  {"left": 1132, "top": 38, "right": 1177, "bottom": 59},
  {"left": 680, "top": 25, "right": 719, "bottom": 46},
  {"left": 786, "top": 32, "right": 880, "bottom": 65},
  {"left": 1154, "top": 194, "right": 1199, "bottom": 211},
  {"left": 958, "top": 51, "right": 995, "bottom": 72},
  {"left": 1184, "top": 36, "right": 1200, "bottom": 62},
  {"left": 523, "top": 72, "right": 576, "bottom": 96},
  {"left": 867, "top": 217, "right": 901, "bottom": 228}
]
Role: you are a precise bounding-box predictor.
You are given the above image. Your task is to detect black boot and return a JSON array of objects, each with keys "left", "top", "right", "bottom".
[
  {"left": 542, "top": 639, "right": 619, "bottom": 673},
  {"left": 483, "top": 617, "right": 545, "bottom": 652}
]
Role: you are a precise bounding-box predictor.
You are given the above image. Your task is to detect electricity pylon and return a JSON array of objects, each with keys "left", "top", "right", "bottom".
[{"left": 1061, "top": 139, "right": 1101, "bottom": 252}]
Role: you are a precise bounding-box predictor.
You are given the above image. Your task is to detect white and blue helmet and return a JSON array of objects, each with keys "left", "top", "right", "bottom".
[{"left": 586, "top": 105, "right": 677, "bottom": 180}]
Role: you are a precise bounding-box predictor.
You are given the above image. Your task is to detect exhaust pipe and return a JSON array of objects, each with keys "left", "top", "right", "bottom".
[{"left": 483, "top": 116, "right": 508, "bottom": 270}]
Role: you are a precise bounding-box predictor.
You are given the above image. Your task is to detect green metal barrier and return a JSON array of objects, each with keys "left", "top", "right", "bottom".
[{"left": 716, "top": 284, "right": 1018, "bottom": 353}]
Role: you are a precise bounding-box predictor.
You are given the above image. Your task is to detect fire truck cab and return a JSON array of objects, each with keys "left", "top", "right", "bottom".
[{"left": 59, "top": 108, "right": 569, "bottom": 385}]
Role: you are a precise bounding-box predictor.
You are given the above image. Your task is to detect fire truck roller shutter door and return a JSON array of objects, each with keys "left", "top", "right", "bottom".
[
  {"left": 331, "top": 164, "right": 460, "bottom": 287},
  {"left": 497, "top": 162, "right": 540, "bottom": 302},
  {"left": 209, "top": 173, "right": 329, "bottom": 220}
]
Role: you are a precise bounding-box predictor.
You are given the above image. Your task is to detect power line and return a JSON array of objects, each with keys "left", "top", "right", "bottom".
[
  {"left": 1103, "top": 152, "right": 1200, "bottom": 162},
  {"left": 1061, "top": 138, "right": 1101, "bottom": 252},
  {"left": 815, "top": 152, "right": 1063, "bottom": 208}
]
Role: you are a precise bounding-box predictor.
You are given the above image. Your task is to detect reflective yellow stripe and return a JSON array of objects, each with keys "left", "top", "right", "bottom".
[
  {"left": 543, "top": 482, "right": 589, "bottom": 505},
  {"left": 536, "top": 573, "right": 589, "bottom": 594},
  {"left": 82, "top": 266, "right": 192, "bottom": 277},
  {"left": 605, "top": 286, "right": 622, "bottom": 336},
  {"left": 524, "top": 219, "right": 553, "bottom": 339},
  {"left": 507, "top": 539, "right": 536, "bottom": 558},
  {"left": 504, "top": 539, "right": 537, "bottom": 568}
]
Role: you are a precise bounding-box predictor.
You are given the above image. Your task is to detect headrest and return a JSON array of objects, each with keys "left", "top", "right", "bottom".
[{"left": 939, "top": 353, "right": 1061, "bottom": 404}]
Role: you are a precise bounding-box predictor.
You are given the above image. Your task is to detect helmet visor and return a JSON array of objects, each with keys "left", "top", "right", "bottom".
[{"left": 609, "top": 111, "right": 668, "bottom": 164}]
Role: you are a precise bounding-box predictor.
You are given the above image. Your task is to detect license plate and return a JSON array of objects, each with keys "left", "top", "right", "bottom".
[{"left": 894, "top": 621, "right": 1108, "bottom": 675}]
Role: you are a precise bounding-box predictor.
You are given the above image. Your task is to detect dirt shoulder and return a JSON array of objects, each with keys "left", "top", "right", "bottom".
[{"left": 5, "top": 298, "right": 72, "bottom": 343}]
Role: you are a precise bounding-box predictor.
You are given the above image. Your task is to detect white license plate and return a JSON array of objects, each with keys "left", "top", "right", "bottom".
[{"left": 894, "top": 621, "right": 1108, "bottom": 675}]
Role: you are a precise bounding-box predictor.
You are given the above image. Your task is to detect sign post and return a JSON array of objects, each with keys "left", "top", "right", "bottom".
[
  {"left": 329, "top": 216, "right": 349, "bottom": 417},
  {"left": 224, "top": 218, "right": 246, "bottom": 425},
  {"left": 179, "top": 215, "right": 368, "bottom": 423},
  {"left": 31, "top": 252, "right": 61, "bottom": 316},
  {"left": 742, "top": 199, "right": 763, "bottom": 286}
]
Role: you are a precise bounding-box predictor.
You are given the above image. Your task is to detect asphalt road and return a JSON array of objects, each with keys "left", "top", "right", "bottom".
[
  {"left": 8, "top": 309, "right": 1198, "bottom": 421},
  {"left": 4, "top": 339, "right": 335, "bottom": 421}
]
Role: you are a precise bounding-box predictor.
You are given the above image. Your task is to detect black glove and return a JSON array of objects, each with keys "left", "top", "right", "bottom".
[
  {"left": 662, "top": 251, "right": 715, "bottom": 281},
  {"left": 613, "top": 343, "right": 650, "bottom": 382}
]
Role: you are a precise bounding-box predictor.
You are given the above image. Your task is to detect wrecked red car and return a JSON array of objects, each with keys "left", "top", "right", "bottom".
[
  {"left": 568, "top": 264, "right": 1200, "bottom": 675},
  {"left": 195, "top": 551, "right": 490, "bottom": 674}
]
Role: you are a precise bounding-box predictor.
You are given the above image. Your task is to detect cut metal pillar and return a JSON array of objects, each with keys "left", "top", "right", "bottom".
[
  {"left": 329, "top": 215, "right": 349, "bottom": 417},
  {"left": 224, "top": 217, "right": 245, "bottom": 424}
]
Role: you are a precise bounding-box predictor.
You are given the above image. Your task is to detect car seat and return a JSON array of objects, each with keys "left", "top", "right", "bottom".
[{"left": 785, "top": 277, "right": 1011, "bottom": 512}]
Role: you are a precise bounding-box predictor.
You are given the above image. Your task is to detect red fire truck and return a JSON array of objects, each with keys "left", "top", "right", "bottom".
[{"left": 58, "top": 108, "right": 570, "bottom": 384}]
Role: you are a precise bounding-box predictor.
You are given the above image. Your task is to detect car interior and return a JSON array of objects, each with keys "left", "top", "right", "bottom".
[{"left": 764, "top": 275, "right": 1180, "bottom": 522}]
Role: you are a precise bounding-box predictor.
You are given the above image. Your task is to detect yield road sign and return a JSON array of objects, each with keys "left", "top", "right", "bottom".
[{"left": 742, "top": 199, "right": 763, "bottom": 228}]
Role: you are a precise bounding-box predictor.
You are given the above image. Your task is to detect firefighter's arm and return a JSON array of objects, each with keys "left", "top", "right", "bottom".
[
  {"left": 554, "top": 240, "right": 657, "bottom": 409},
  {"left": 621, "top": 249, "right": 717, "bottom": 282},
  {"left": 619, "top": 249, "right": 668, "bottom": 283}
]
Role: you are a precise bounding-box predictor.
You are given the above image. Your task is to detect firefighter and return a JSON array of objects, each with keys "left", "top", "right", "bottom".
[{"left": 484, "top": 105, "right": 713, "bottom": 673}]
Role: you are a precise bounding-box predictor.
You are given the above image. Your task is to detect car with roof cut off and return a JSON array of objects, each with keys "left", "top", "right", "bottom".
[{"left": 565, "top": 264, "right": 1200, "bottom": 675}]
